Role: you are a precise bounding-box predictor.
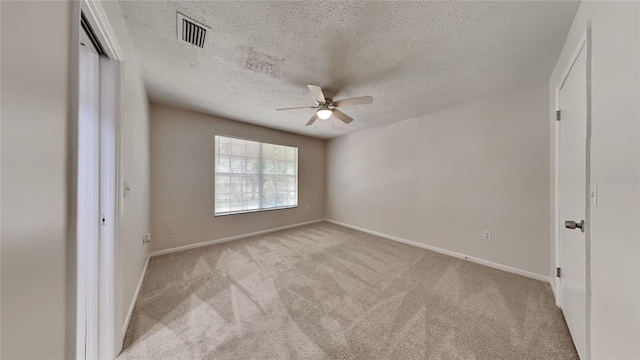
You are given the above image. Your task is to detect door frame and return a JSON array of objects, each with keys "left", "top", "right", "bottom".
[
  {"left": 552, "top": 24, "right": 592, "bottom": 359},
  {"left": 75, "top": 1, "right": 125, "bottom": 359}
]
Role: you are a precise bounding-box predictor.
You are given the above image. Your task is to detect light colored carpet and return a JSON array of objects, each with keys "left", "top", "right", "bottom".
[{"left": 119, "top": 221, "right": 577, "bottom": 359}]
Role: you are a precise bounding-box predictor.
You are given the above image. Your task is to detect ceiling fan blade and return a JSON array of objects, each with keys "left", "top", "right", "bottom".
[
  {"left": 305, "top": 113, "right": 319, "bottom": 126},
  {"left": 276, "top": 105, "right": 316, "bottom": 111},
  {"left": 333, "top": 96, "right": 373, "bottom": 107},
  {"left": 332, "top": 109, "right": 353, "bottom": 124},
  {"left": 307, "top": 85, "right": 326, "bottom": 103}
]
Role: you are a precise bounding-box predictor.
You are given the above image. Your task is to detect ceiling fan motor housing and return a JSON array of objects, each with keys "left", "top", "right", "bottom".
[{"left": 321, "top": 90, "right": 334, "bottom": 104}]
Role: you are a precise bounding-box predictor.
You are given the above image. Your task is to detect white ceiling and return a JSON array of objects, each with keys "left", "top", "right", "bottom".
[{"left": 120, "top": 1, "right": 579, "bottom": 139}]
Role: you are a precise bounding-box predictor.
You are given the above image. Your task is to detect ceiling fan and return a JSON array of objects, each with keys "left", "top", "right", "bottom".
[{"left": 277, "top": 85, "right": 373, "bottom": 126}]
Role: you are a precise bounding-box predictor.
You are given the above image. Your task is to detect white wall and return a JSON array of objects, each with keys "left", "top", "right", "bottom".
[
  {"left": 150, "top": 103, "right": 326, "bottom": 252},
  {"left": 327, "top": 83, "right": 551, "bottom": 277},
  {"left": 549, "top": 2, "right": 639, "bottom": 359},
  {"left": 1, "top": 1, "right": 71, "bottom": 358},
  {"left": 100, "top": 1, "right": 151, "bottom": 343}
]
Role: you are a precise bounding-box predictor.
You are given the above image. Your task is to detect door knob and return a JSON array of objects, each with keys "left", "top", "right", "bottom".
[{"left": 565, "top": 220, "right": 585, "bottom": 232}]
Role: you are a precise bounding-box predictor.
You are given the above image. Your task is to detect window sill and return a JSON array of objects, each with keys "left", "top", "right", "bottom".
[{"left": 214, "top": 205, "right": 298, "bottom": 217}]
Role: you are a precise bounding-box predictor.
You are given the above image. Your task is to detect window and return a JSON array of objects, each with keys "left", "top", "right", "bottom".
[{"left": 215, "top": 135, "right": 298, "bottom": 215}]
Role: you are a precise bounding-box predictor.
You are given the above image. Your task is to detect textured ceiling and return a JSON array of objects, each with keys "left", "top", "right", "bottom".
[{"left": 120, "top": 1, "right": 579, "bottom": 139}]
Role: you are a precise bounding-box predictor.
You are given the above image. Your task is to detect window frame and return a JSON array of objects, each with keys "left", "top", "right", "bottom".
[{"left": 214, "top": 134, "right": 299, "bottom": 216}]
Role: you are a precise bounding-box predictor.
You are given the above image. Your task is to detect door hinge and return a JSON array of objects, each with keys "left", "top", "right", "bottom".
[
  {"left": 102, "top": 216, "right": 106, "bottom": 226},
  {"left": 556, "top": 267, "right": 561, "bottom": 278},
  {"left": 556, "top": 110, "right": 561, "bottom": 121}
]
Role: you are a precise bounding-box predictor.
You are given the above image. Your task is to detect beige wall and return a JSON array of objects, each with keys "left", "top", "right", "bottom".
[
  {"left": 150, "top": 103, "right": 326, "bottom": 252},
  {"left": 549, "top": 1, "right": 639, "bottom": 358},
  {"left": 1, "top": 1, "right": 71, "bottom": 358},
  {"left": 327, "top": 84, "right": 551, "bottom": 277},
  {"left": 0, "top": 2, "right": 152, "bottom": 357},
  {"left": 100, "top": 1, "right": 152, "bottom": 342}
]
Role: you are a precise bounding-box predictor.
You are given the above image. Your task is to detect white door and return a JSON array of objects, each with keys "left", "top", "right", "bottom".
[
  {"left": 78, "top": 27, "right": 102, "bottom": 360},
  {"left": 558, "top": 42, "right": 588, "bottom": 359},
  {"left": 78, "top": 7, "right": 122, "bottom": 359}
]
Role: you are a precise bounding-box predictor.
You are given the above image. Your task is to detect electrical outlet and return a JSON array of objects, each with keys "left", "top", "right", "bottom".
[
  {"left": 483, "top": 231, "right": 492, "bottom": 241},
  {"left": 305, "top": 205, "right": 309, "bottom": 211},
  {"left": 143, "top": 234, "right": 151, "bottom": 244},
  {"left": 168, "top": 226, "right": 175, "bottom": 236}
]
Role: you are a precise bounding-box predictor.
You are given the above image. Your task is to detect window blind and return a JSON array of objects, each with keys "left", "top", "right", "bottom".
[{"left": 214, "top": 135, "right": 298, "bottom": 215}]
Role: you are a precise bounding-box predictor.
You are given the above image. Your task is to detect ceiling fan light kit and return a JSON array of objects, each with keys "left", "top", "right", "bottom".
[
  {"left": 277, "top": 85, "right": 373, "bottom": 127},
  {"left": 316, "top": 106, "right": 333, "bottom": 120}
]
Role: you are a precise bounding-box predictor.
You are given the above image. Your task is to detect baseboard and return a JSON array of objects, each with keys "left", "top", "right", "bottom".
[
  {"left": 325, "top": 219, "right": 549, "bottom": 283},
  {"left": 149, "top": 219, "right": 326, "bottom": 257},
  {"left": 122, "top": 255, "right": 150, "bottom": 342}
]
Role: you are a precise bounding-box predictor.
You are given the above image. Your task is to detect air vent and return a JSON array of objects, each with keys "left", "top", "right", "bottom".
[{"left": 177, "top": 13, "right": 209, "bottom": 48}]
